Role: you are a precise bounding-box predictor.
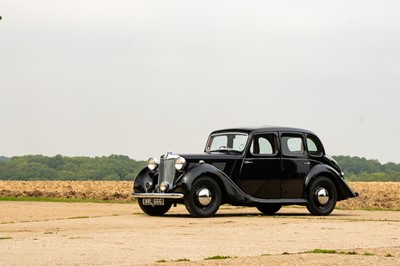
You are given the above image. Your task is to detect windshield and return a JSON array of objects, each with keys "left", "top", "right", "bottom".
[{"left": 206, "top": 133, "right": 248, "bottom": 153}]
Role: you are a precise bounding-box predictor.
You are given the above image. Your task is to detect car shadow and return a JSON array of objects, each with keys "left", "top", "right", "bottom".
[{"left": 162, "top": 210, "right": 356, "bottom": 218}]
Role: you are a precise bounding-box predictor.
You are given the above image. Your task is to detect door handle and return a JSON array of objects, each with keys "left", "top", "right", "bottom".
[
  {"left": 303, "top": 162, "right": 310, "bottom": 165},
  {"left": 244, "top": 161, "right": 253, "bottom": 164}
]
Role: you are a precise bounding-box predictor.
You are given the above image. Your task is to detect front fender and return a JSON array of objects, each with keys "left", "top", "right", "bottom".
[
  {"left": 306, "top": 164, "right": 357, "bottom": 200},
  {"left": 133, "top": 167, "right": 156, "bottom": 193},
  {"left": 175, "top": 164, "right": 249, "bottom": 202}
]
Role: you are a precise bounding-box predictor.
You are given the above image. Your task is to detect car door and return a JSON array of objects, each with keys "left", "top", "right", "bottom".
[
  {"left": 280, "top": 133, "right": 310, "bottom": 198},
  {"left": 238, "top": 133, "right": 281, "bottom": 199}
]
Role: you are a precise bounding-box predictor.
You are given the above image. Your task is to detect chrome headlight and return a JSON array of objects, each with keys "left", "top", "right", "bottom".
[
  {"left": 174, "top": 156, "right": 186, "bottom": 171},
  {"left": 147, "top": 157, "right": 159, "bottom": 171}
]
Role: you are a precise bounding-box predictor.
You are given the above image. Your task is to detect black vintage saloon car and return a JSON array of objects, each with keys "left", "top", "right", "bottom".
[{"left": 132, "top": 126, "right": 357, "bottom": 217}]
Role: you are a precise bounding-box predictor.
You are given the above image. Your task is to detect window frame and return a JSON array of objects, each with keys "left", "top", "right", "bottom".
[{"left": 248, "top": 133, "right": 279, "bottom": 157}]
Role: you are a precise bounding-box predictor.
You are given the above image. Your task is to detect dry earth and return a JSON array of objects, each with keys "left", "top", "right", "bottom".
[
  {"left": 1, "top": 181, "right": 400, "bottom": 210},
  {"left": 0, "top": 202, "right": 399, "bottom": 266}
]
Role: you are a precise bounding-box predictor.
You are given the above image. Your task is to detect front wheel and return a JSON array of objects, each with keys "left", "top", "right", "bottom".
[
  {"left": 306, "top": 176, "right": 337, "bottom": 216},
  {"left": 137, "top": 199, "right": 172, "bottom": 216},
  {"left": 184, "top": 176, "right": 221, "bottom": 218}
]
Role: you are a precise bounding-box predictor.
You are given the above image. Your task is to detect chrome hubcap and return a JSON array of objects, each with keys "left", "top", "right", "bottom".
[
  {"left": 315, "top": 187, "right": 329, "bottom": 205},
  {"left": 197, "top": 188, "right": 212, "bottom": 206}
]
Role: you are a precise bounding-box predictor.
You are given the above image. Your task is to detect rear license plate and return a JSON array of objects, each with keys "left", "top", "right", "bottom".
[{"left": 142, "top": 198, "right": 164, "bottom": 206}]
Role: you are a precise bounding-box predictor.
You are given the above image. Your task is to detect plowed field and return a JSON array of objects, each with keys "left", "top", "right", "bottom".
[{"left": 1, "top": 181, "right": 399, "bottom": 210}]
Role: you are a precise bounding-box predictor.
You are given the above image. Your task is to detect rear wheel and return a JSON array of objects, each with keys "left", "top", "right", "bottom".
[
  {"left": 184, "top": 176, "right": 221, "bottom": 218},
  {"left": 306, "top": 176, "right": 337, "bottom": 216},
  {"left": 138, "top": 199, "right": 172, "bottom": 216},
  {"left": 256, "top": 204, "right": 282, "bottom": 215}
]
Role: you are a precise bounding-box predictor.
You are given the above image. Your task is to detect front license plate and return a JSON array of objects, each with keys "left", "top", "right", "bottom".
[{"left": 142, "top": 198, "right": 164, "bottom": 206}]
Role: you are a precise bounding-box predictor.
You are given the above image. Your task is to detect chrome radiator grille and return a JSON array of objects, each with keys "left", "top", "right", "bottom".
[{"left": 158, "top": 157, "right": 176, "bottom": 189}]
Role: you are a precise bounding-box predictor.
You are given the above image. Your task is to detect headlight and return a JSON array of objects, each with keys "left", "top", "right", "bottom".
[
  {"left": 174, "top": 156, "right": 186, "bottom": 171},
  {"left": 147, "top": 157, "right": 159, "bottom": 170}
]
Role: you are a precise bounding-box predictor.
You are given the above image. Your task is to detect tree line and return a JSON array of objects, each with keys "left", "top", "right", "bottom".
[
  {"left": 333, "top": 155, "right": 400, "bottom": 182},
  {"left": 0, "top": 155, "right": 147, "bottom": 181},
  {"left": 0, "top": 154, "right": 399, "bottom": 181}
]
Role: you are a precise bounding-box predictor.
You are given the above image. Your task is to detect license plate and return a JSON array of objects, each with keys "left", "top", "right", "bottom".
[{"left": 142, "top": 198, "right": 164, "bottom": 206}]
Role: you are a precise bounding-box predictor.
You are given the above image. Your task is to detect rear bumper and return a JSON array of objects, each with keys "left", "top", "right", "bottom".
[{"left": 131, "top": 192, "right": 184, "bottom": 199}]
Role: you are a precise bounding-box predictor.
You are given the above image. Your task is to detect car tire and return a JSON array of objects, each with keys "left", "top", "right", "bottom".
[
  {"left": 138, "top": 199, "right": 172, "bottom": 216},
  {"left": 256, "top": 204, "right": 282, "bottom": 215},
  {"left": 306, "top": 176, "right": 337, "bottom": 216},
  {"left": 184, "top": 176, "right": 221, "bottom": 218}
]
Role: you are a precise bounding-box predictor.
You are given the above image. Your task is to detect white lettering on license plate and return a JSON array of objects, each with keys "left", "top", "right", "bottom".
[{"left": 142, "top": 198, "right": 164, "bottom": 206}]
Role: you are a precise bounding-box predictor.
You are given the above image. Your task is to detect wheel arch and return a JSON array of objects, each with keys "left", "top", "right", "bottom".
[
  {"left": 305, "top": 164, "right": 356, "bottom": 201},
  {"left": 133, "top": 167, "right": 156, "bottom": 193}
]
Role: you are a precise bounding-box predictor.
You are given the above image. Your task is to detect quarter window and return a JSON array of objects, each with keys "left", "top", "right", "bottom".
[{"left": 307, "top": 136, "right": 322, "bottom": 156}]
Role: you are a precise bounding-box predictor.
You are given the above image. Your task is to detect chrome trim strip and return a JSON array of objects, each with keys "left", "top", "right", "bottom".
[{"left": 131, "top": 193, "right": 184, "bottom": 199}]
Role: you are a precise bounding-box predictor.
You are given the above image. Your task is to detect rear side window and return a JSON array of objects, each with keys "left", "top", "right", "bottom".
[
  {"left": 250, "top": 134, "right": 277, "bottom": 155},
  {"left": 281, "top": 135, "right": 305, "bottom": 157}
]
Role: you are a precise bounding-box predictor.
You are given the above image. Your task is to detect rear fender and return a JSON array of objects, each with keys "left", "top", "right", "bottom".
[{"left": 306, "top": 164, "right": 357, "bottom": 200}]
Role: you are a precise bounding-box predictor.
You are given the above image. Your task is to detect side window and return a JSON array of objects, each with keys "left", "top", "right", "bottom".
[
  {"left": 281, "top": 135, "right": 305, "bottom": 157},
  {"left": 307, "top": 136, "right": 322, "bottom": 156},
  {"left": 250, "top": 134, "right": 277, "bottom": 155}
]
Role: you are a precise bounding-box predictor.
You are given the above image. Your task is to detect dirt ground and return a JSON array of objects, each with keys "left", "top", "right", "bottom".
[{"left": 0, "top": 202, "right": 399, "bottom": 266}]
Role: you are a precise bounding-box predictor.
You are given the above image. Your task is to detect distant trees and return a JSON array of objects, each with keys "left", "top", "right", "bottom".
[
  {"left": 332, "top": 155, "right": 400, "bottom": 182},
  {"left": 0, "top": 155, "right": 147, "bottom": 181},
  {"left": 0, "top": 154, "right": 399, "bottom": 181}
]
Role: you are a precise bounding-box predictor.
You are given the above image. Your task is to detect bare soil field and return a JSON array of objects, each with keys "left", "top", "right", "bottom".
[
  {"left": 1, "top": 181, "right": 400, "bottom": 210},
  {"left": 0, "top": 202, "right": 399, "bottom": 266}
]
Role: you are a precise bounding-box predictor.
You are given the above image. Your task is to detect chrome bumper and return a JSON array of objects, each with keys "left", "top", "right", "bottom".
[{"left": 131, "top": 192, "right": 184, "bottom": 199}]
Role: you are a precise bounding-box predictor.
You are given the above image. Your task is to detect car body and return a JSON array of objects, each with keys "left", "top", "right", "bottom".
[{"left": 132, "top": 126, "right": 358, "bottom": 217}]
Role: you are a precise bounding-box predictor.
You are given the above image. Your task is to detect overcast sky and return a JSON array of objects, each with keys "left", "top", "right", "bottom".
[{"left": 1, "top": 1, "right": 400, "bottom": 163}]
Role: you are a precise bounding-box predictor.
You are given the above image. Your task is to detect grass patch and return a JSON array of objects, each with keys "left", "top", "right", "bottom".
[
  {"left": 0, "top": 237, "right": 12, "bottom": 240},
  {"left": 282, "top": 252, "right": 291, "bottom": 255},
  {"left": 67, "top": 216, "right": 90, "bottom": 220},
  {"left": 340, "top": 251, "right": 357, "bottom": 255},
  {"left": 175, "top": 258, "right": 190, "bottom": 262},
  {"left": 308, "top": 249, "right": 337, "bottom": 254},
  {"left": 363, "top": 252, "right": 374, "bottom": 256},
  {"left": 0, "top": 196, "right": 129, "bottom": 204},
  {"left": 156, "top": 259, "right": 166, "bottom": 263},
  {"left": 204, "top": 255, "right": 231, "bottom": 260},
  {"left": 385, "top": 253, "right": 393, "bottom": 257}
]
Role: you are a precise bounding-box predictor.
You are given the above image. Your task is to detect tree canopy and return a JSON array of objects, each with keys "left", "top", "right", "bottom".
[
  {"left": 0, "top": 155, "right": 146, "bottom": 181},
  {"left": 332, "top": 155, "right": 400, "bottom": 182},
  {"left": 0, "top": 154, "right": 399, "bottom": 181}
]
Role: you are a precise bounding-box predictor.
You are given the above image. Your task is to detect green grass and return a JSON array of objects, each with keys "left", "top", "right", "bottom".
[
  {"left": 385, "top": 253, "right": 393, "bottom": 257},
  {"left": 204, "top": 255, "right": 231, "bottom": 260},
  {"left": 0, "top": 237, "right": 12, "bottom": 240},
  {"left": 156, "top": 259, "right": 166, "bottom": 263},
  {"left": 363, "top": 252, "right": 374, "bottom": 256},
  {"left": 174, "top": 259, "right": 190, "bottom": 262},
  {"left": 308, "top": 249, "right": 337, "bottom": 254},
  {"left": 0, "top": 196, "right": 129, "bottom": 204}
]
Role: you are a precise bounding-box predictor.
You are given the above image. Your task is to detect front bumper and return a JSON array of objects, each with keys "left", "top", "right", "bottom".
[{"left": 131, "top": 192, "right": 184, "bottom": 199}]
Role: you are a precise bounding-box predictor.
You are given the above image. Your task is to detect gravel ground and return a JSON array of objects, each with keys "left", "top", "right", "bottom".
[{"left": 0, "top": 202, "right": 399, "bottom": 265}]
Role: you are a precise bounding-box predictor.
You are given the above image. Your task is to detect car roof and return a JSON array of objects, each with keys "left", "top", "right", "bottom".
[{"left": 210, "top": 126, "right": 317, "bottom": 135}]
